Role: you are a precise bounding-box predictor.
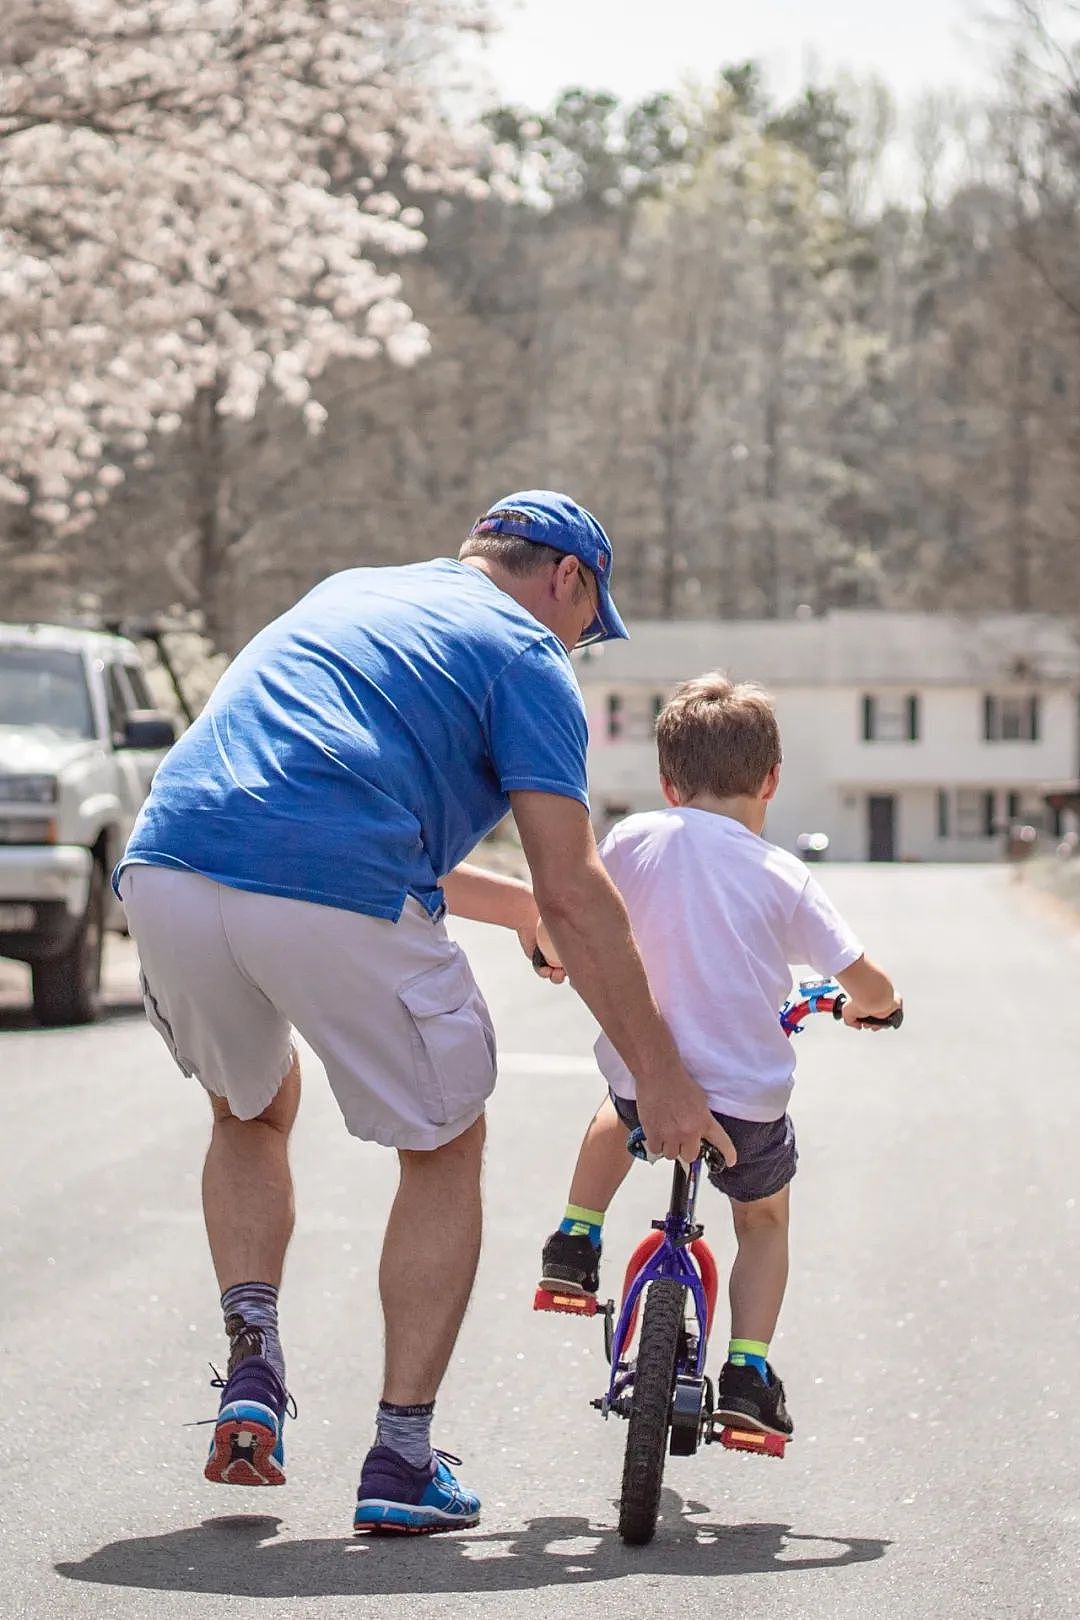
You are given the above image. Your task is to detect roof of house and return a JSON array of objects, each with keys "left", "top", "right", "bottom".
[{"left": 577, "top": 612, "right": 1080, "bottom": 686}]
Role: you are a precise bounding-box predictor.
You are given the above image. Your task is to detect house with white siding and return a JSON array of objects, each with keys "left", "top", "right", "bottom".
[{"left": 575, "top": 612, "right": 1080, "bottom": 861}]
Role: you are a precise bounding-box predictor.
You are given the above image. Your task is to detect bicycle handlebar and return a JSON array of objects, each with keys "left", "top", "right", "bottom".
[
  {"left": 780, "top": 981, "right": 903, "bottom": 1035},
  {"left": 626, "top": 981, "right": 902, "bottom": 1166},
  {"left": 533, "top": 950, "right": 901, "bottom": 1032},
  {"left": 832, "top": 994, "right": 904, "bottom": 1030},
  {"left": 629, "top": 1124, "right": 727, "bottom": 1168}
]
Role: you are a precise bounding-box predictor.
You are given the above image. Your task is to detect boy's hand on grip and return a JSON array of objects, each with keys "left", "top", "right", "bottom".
[
  {"left": 842, "top": 995, "right": 902, "bottom": 1031},
  {"left": 521, "top": 916, "right": 566, "bottom": 983}
]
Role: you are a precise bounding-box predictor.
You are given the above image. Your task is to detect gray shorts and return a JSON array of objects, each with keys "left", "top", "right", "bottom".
[
  {"left": 610, "top": 1092, "right": 797, "bottom": 1203},
  {"left": 119, "top": 866, "right": 497, "bottom": 1151}
]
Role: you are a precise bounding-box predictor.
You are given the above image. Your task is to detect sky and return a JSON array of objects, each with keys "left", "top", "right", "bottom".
[{"left": 479, "top": 0, "right": 1006, "bottom": 111}]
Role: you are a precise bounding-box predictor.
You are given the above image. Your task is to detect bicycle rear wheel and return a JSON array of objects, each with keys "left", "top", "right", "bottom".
[{"left": 618, "top": 1278, "right": 684, "bottom": 1545}]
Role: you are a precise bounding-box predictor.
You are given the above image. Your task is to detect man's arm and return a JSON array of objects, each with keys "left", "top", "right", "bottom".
[
  {"left": 509, "top": 790, "right": 736, "bottom": 1166},
  {"left": 440, "top": 862, "right": 566, "bottom": 982}
]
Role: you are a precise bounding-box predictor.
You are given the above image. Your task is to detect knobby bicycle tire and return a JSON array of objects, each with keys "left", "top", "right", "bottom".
[{"left": 618, "top": 1278, "right": 685, "bottom": 1546}]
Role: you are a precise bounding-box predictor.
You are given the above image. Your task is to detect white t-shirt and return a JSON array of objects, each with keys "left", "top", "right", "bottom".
[{"left": 595, "top": 808, "right": 863, "bottom": 1122}]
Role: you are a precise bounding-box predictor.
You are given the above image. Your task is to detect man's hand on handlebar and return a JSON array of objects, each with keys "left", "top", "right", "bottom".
[{"left": 636, "top": 1076, "right": 737, "bottom": 1168}]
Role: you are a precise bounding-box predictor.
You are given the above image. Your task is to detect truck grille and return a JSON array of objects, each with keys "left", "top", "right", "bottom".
[{"left": 0, "top": 818, "right": 56, "bottom": 844}]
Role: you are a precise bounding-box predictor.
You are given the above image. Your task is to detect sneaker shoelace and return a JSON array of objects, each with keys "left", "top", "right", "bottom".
[{"left": 185, "top": 1361, "right": 298, "bottom": 1428}]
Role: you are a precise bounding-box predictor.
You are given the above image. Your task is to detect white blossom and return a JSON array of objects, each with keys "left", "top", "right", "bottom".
[{"left": 0, "top": 0, "right": 495, "bottom": 514}]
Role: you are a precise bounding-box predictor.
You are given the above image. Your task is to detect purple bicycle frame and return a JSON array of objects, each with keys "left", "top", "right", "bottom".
[{"left": 604, "top": 1155, "right": 712, "bottom": 1409}]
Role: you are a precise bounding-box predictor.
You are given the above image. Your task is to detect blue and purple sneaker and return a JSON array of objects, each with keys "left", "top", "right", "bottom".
[
  {"left": 203, "top": 1355, "right": 290, "bottom": 1487},
  {"left": 353, "top": 1446, "right": 481, "bottom": 1535}
]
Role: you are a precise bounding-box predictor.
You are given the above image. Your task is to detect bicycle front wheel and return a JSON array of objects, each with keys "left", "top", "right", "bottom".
[{"left": 618, "top": 1278, "right": 684, "bottom": 1546}]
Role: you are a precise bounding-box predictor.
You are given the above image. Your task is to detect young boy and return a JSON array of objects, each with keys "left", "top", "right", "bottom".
[{"left": 536, "top": 674, "right": 901, "bottom": 1439}]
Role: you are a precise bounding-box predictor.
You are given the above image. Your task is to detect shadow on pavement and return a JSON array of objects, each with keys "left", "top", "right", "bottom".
[
  {"left": 56, "top": 1491, "right": 890, "bottom": 1597},
  {"left": 0, "top": 1000, "right": 146, "bottom": 1032}
]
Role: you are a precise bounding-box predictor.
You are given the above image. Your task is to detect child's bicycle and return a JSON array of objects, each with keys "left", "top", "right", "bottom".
[{"left": 534, "top": 979, "right": 903, "bottom": 1546}]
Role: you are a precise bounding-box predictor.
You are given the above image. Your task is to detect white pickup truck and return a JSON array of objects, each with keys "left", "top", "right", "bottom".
[{"left": 0, "top": 622, "right": 177, "bottom": 1024}]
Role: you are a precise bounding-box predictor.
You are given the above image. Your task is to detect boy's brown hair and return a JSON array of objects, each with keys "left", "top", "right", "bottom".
[{"left": 656, "top": 673, "right": 781, "bottom": 800}]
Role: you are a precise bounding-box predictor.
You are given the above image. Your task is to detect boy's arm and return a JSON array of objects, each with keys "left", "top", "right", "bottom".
[
  {"left": 835, "top": 954, "right": 901, "bottom": 1025},
  {"left": 786, "top": 874, "right": 900, "bottom": 1023},
  {"left": 440, "top": 862, "right": 566, "bottom": 982}
]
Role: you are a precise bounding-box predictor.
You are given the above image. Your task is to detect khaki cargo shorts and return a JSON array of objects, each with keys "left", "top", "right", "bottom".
[{"left": 119, "top": 866, "right": 497, "bottom": 1150}]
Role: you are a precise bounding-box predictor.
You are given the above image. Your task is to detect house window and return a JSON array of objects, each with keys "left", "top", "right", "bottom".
[
  {"left": 862, "top": 693, "right": 920, "bottom": 742},
  {"left": 607, "top": 690, "right": 663, "bottom": 742},
  {"left": 955, "top": 789, "right": 998, "bottom": 839},
  {"left": 1006, "top": 791, "right": 1021, "bottom": 823},
  {"left": 936, "top": 789, "right": 949, "bottom": 839},
  {"left": 983, "top": 694, "right": 1039, "bottom": 742}
]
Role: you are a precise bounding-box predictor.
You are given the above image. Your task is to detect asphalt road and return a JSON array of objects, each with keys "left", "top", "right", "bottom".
[{"left": 1, "top": 865, "right": 1078, "bottom": 1620}]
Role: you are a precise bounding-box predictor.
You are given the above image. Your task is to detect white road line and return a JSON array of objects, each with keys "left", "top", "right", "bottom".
[{"left": 498, "top": 1052, "right": 600, "bottom": 1075}]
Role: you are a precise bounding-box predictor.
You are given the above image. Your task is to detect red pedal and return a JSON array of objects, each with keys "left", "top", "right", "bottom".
[
  {"left": 717, "top": 1425, "right": 786, "bottom": 1459},
  {"left": 533, "top": 1287, "right": 598, "bottom": 1316}
]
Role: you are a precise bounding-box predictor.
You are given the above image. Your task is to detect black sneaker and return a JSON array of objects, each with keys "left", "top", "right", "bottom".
[
  {"left": 538, "top": 1229, "right": 601, "bottom": 1296},
  {"left": 714, "top": 1360, "right": 794, "bottom": 1439}
]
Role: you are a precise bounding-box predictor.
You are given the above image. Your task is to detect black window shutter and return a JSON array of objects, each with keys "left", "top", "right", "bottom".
[
  {"left": 983, "top": 694, "right": 995, "bottom": 741},
  {"left": 1029, "top": 695, "right": 1040, "bottom": 742},
  {"left": 936, "top": 789, "right": 949, "bottom": 838},
  {"left": 606, "top": 693, "right": 622, "bottom": 740},
  {"left": 907, "top": 694, "right": 920, "bottom": 741},
  {"left": 982, "top": 791, "right": 996, "bottom": 838},
  {"left": 862, "top": 694, "right": 875, "bottom": 741},
  {"left": 1007, "top": 791, "right": 1021, "bottom": 821}
]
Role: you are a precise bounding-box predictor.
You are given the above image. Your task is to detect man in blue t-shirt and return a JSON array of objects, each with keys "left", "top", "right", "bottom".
[{"left": 118, "top": 489, "right": 733, "bottom": 1535}]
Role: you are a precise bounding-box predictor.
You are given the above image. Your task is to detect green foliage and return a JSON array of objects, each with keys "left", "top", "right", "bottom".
[{"left": 8, "top": 12, "right": 1080, "bottom": 640}]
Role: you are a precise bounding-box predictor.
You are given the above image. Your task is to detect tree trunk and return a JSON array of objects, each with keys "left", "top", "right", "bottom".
[
  {"left": 760, "top": 261, "right": 787, "bottom": 619},
  {"left": 1008, "top": 327, "right": 1033, "bottom": 611},
  {"left": 191, "top": 376, "right": 237, "bottom": 654}
]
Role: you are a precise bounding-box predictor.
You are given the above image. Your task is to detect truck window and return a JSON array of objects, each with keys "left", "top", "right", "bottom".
[
  {"left": 106, "top": 664, "right": 131, "bottom": 742},
  {"left": 0, "top": 647, "right": 95, "bottom": 739},
  {"left": 123, "top": 663, "right": 154, "bottom": 710}
]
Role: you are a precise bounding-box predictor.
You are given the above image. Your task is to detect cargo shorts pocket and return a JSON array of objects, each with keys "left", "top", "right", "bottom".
[{"left": 397, "top": 948, "right": 497, "bottom": 1127}]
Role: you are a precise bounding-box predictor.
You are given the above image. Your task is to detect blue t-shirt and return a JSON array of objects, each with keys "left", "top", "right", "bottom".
[{"left": 117, "top": 560, "right": 589, "bottom": 920}]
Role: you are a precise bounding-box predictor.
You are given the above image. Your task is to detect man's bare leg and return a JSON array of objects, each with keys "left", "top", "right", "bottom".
[
  {"left": 379, "top": 1114, "right": 486, "bottom": 1405},
  {"left": 202, "top": 1051, "right": 301, "bottom": 1292},
  {"left": 354, "top": 1116, "right": 486, "bottom": 1525},
  {"left": 201, "top": 1052, "right": 301, "bottom": 1486}
]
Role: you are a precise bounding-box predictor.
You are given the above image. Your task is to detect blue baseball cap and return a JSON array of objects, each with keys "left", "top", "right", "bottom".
[{"left": 469, "top": 489, "right": 629, "bottom": 646}]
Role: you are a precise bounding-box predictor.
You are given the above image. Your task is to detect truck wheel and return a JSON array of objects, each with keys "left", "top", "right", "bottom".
[{"left": 32, "top": 861, "right": 105, "bottom": 1026}]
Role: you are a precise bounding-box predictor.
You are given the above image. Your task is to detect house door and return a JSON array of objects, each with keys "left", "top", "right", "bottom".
[{"left": 867, "top": 795, "right": 896, "bottom": 861}]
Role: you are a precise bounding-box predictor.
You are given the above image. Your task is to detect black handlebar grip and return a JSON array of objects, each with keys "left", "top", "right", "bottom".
[
  {"left": 833, "top": 993, "right": 903, "bottom": 1029},
  {"left": 860, "top": 1007, "right": 904, "bottom": 1029}
]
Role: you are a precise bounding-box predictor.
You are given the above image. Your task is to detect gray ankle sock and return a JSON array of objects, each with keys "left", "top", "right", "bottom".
[
  {"left": 375, "top": 1401, "right": 434, "bottom": 1468},
  {"left": 221, "top": 1281, "right": 286, "bottom": 1384}
]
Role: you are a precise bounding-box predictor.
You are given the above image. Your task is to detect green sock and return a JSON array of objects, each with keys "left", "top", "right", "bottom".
[
  {"left": 559, "top": 1204, "right": 605, "bottom": 1248},
  {"left": 729, "top": 1338, "right": 770, "bottom": 1380}
]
